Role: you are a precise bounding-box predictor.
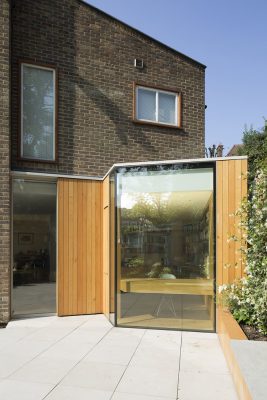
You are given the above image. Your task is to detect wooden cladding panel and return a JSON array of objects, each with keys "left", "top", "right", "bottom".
[
  {"left": 102, "top": 176, "right": 110, "bottom": 317},
  {"left": 216, "top": 159, "right": 247, "bottom": 287},
  {"left": 58, "top": 179, "right": 103, "bottom": 316}
]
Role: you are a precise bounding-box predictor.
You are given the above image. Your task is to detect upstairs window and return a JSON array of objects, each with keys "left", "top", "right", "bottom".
[
  {"left": 20, "top": 62, "right": 57, "bottom": 161},
  {"left": 134, "top": 84, "right": 181, "bottom": 128}
]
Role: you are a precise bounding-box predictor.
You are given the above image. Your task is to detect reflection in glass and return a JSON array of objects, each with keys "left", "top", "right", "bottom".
[
  {"left": 158, "top": 92, "right": 176, "bottom": 124},
  {"left": 12, "top": 180, "right": 57, "bottom": 316},
  {"left": 115, "top": 164, "right": 215, "bottom": 331},
  {"left": 137, "top": 88, "right": 156, "bottom": 121},
  {"left": 22, "top": 64, "right": 55, "bottom": 160}
]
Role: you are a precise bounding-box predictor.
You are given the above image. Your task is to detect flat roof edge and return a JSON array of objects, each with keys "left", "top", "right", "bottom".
[
  {"left": 11, "top": 170, "right": 103, "bottom": 181},
  {"left": 103, "top": 156, "right": 248, "bottom": 179},
  {"left": 11, "top": 156, "right": 247, "bottom": 182}
]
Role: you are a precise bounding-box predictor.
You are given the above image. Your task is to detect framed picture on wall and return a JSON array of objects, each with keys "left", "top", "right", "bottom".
[{"left": 18, "top": 233, "right": 34, "bottom": 245}]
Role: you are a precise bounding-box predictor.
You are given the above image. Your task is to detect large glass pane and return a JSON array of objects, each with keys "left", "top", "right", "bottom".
[
  {"left": 158, "top": 92, "right": 176, "bottom": 124},
  {"left": 115, "top": 164, "right": 215, "bottom": 331},
  {"left": 22, "top": 64, "right": 55, "bottom": 160},
  {"left": 12, "top": 180, "right": 57, "bottom": 316},
  {"left": 137, "top": 88, "right": 156, "bottom": 121}
]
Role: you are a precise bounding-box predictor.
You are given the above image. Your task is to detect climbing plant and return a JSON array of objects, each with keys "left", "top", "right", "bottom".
[{"left": 220, "top": 167, "right": 267, "bottom": 334}]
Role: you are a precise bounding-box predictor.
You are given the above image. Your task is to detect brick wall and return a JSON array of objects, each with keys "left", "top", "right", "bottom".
[
  {"left": 11, "top": 0, "right": 205, "bottom": 177},
  {"left": 0, "top": 0, "right": 10, "bottom": 324}
]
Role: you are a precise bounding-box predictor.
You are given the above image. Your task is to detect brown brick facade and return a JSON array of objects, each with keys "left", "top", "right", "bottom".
[
  {"left": 0, "top": 0, "right": 205, "bottom": 323},
  {"left": 0, "top": 0, "right": 11, "bottom": 324},
  {"left": 11, "top": 0, "right": 205, "bottom": 177}
]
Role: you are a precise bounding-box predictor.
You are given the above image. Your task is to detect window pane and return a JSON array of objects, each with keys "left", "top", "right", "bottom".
[
  {"left": 158, "top": 92, "right": 176, "bottom": 124},
  {"left": 137, "top": 88, "right": 156, "bottom": 121},
  {"left": 22, "top": 65, "right": 55, "bottom": 160}
]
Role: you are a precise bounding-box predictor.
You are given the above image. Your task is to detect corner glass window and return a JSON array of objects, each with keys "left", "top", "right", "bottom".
[
  {"left": 115, "top": 163, "right": 215, "bottom": 331},
  {"left": 20, "top": 63, "right": 56, "bottom": 161},
  {"left": 136, "top": 86, "right": 179, "bottom": 127}
]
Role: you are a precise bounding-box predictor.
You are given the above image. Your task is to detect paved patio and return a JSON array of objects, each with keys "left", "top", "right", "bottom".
[{"left": 0, "top": 315, "right": 238, "bottom": 400}]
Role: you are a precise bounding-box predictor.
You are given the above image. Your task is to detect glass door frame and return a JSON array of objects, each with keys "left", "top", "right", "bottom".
[{"left": 113, "top": 160, "right": 217, "bottom": 332}]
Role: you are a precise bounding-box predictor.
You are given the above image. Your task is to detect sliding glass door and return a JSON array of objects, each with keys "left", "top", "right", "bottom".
[{"left": 115, "top": 163, "right": 215, "bottom": 331}]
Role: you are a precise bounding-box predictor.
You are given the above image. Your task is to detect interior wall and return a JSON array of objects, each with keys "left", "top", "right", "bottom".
[
  {"left": 57, "top": 178, "right": 103, "bottom": 316},
  {"left": 13, "top": 215, "right": 56, "bottom": 281}
]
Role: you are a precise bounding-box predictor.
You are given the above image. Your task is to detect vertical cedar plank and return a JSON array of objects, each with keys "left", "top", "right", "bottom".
[
  {"left": 73, "top": 180, "right": 78, "bottom": 315},
  {"left": 102, "top": 176, "right": 110, "bottom": 317},
  {"left": 216, "top": 162, "right": 223, "bottom": 287},
  {"left": 63, "top": 180, "right": 69, "bottom": 314},
  {"left": 91, "top": 182, "right": 96, "bottom": 313},
  {"left": 234, "top": 160, "right": 242, "bottom": 279},
  {"left": 95, "top": 182, "right": 102, "bottom": 312},
  {"left": 68, "top": 180, "right": 74, "bottom": 315},
  {"left": 241, "top": 159, "right": 248, "bottom": 278},
  {"left": 228, "top": 161, "right": 236, "bottom": 283},
  {"left": 222, "top": 161, "right": 229, "bottom": 285},
  {"left": 86, "top": 182, "right": 93, "bottom": 314},
  {"left": 82, "top": 181, "right": 87, "bottom": 314},
  {"left": 77, "top": 181, "right": 83, "bottom": 314}
]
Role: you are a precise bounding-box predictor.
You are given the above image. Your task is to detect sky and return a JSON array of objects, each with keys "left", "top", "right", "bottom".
[{"left": 85, "top": 0, "right": 267, "bottom": 154}]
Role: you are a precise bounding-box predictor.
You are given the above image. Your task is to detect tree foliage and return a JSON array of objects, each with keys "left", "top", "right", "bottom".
[{"left": 237, "top": 123, "right": 267, "bottom": 179}]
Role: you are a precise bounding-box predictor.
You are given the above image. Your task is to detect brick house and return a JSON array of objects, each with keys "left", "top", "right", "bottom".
[{"left": 1, "top": 0, "right": 246, "bottom": 332}]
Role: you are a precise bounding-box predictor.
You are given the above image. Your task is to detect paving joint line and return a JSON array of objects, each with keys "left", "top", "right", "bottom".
[
  {"left": 176, "top": 331, "right": 183, "bottom": 400},
  {"left": 42, "top": 319, "right": 114, "bottom": 399},
  {"left": 109, "top": 328, "right": 147, "bottom": 399},
  {"left": 4, "top": 316, "right": 106, "bottom": 380}
]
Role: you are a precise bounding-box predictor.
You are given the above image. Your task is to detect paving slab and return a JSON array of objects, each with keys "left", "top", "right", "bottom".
[
  {"left": 0, "top": 315, "right": 238, "bottom": 399},
  {"left": 231, "top": 339, "right": 267, "bottom": 400}
]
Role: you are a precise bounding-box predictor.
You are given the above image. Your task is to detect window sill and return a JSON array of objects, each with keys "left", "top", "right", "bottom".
[
  {"left": 17, "top": 157, "right": 58, "bottom": 164},
  {"left": 133, "top": 119, "right": 183, "bottom": 130}
]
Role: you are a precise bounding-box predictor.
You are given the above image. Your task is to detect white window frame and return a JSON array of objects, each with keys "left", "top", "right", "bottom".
[
  {"left": 20, "top": 62, "right": 57, "bottom": 161},
  {"left": 135, "top": 85, "right": 180, "bottom": 127}
]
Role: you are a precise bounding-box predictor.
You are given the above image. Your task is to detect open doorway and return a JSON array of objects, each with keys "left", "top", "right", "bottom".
[{"left": 12, "top": 179, "right": 57, "bottom": 316}]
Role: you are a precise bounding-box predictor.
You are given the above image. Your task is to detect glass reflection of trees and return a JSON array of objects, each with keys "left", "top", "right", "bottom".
[
  {"left": 120, "top": 191, "right": 212, "bottom": 281},
  {"left": 22, "top": 65, "right": 54, "bottom": 160}
]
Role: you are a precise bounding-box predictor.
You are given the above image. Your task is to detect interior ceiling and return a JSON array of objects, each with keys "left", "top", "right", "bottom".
[
  {"left": 167, "top": 191, "right": 212, "bottom": 220},
  {"left": 168, "top": 191, "right": 212, "bottom": 213},
  {"left": 14, "top": 192, "right": 56, "bottom": 215}
]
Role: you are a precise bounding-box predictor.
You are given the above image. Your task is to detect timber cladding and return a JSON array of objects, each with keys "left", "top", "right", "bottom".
[
  {"left": 216, "top": 158, "right": 248, "bottom": 287},
  {"left": 57, "top": 158, "right": 248, "bottom": 318},
  {"left": 57, "top": 178, "right": 103, "bottom": 316}
]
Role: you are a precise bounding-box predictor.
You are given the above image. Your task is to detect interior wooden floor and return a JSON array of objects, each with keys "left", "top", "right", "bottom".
[{"left": 117, "top": 293, "right": 214, "bottom": 331}]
